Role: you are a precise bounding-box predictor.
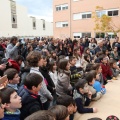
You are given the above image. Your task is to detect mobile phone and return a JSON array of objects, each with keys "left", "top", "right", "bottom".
[{"left": 0, "top": 75, "right": 8, "bottom": 84}]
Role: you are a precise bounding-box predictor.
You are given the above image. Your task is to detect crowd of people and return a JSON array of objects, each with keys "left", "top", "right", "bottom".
[{"left": 0, "top": 35, "right": 119, "bottom": 120}]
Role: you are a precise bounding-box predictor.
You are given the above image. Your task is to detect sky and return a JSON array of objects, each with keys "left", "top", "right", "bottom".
[{"left": 16, "top": 0, "right": 53, "bottom": 22}]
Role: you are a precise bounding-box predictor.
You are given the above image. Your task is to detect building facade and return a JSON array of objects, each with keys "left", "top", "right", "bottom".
[
  {"left": 53, "top": 0, "right": 120, "bottom": 39},
  {"left": 0, "top": 0, "right": 53, "bottom": 37}
]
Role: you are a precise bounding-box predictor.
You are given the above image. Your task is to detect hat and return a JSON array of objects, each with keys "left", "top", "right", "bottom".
[{"left": 106, "top": 115, "right": 119, "bottom": 120}]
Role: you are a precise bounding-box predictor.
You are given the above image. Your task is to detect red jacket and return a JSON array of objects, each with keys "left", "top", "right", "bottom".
[{"left": 100, "top": 63, "right": 112, "bottom": 80}]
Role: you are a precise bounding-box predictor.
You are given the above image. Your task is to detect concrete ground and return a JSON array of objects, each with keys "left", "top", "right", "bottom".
[{"left": 74, "top": 77, "right": 120, "bottom": 120}]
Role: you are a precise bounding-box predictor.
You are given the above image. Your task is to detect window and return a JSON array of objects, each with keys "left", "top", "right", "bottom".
[
  {"left": 61, "top": 4, "right": 68, "bottom": 10},
  {"left": 62, "top": 23, "right": 68, "bottom": 27},
  {"left": 42, "top": 20, "right": 45, "bottom": 30},
  {"left": 96, "top": 11, "right": 106, "bottom": 17},
  {"left": 56, "top": 6, "right": 61, "bottom": 11},
  {"left": 96, "top": 9, "right": 119, "bottom": 17},
  {"left": 56, "top": 21, "right": 68, "bottom": 28},
  {"left": 10, "top": 0, "right": 17, "bottom": 28},
  {"left": 108, "top": 10, "right": 119, "bottom": 16},
  {"left": 32, "top": 17, "right": 36, "bottom": 30},
  {"left": 11, "top": 14, "right": 17, "bottom": 24},
  {"left": 56, "top": 4, "right": 68, "bottom": 11},
  {"left": 73, "top": 13, "right": 81, "bottom": 20},
  {"left": 56, "top": 22, "right": 61, "bottom": 27},
  {"left": 73, "top": 33, "right": 81, "bottom": 38},
  {"left": 82, "top": 32, "right": 91, "bottom": 38},
  {"left": 107, "top": 32, "right": 116, "bottom": 39},
  {"left": 95, "top": 33, "right": 105, "bottom": 38},
  {"left": 81, "top": 12, "right": 92, "bottom": 19}
]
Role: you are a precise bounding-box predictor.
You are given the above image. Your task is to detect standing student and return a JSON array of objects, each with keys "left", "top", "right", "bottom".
[
  {"left": 17, "top": 73, "right": 43, "bottom": 119},
  {"left": 4, "top": 68, "right": 20, "bottom": 91},
  {"left": 1, "top": 87, "right": 22, "bottom": 120},
  {"left": 26, "top": 51, "right": 53, "bottom": 110}
]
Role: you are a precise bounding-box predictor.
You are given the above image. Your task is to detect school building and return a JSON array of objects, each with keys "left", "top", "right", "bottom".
[
  {"left": 53, "top": 0, "right": 120, "bottom": 39},
  {"left": 0, "top": 0, "right": 53, "bottom": 37}
]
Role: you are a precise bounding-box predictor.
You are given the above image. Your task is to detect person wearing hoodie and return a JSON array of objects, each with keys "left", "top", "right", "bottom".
[{"left": 17, "top": 73, "right": 43, "bottom": 120}]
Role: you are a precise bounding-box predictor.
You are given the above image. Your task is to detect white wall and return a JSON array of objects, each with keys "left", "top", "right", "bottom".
[{"left": 0, "top": 0, "right": 53, "bottom": 37}]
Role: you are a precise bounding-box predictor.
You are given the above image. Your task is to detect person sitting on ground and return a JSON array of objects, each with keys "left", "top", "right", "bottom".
[
  {"left": 69, "top": 56, "right": 81, "bottom": 87},
  {"left": 109, "top": 59, "right": 120, "bottom": 79},
  {"left": 85, "top": 70, "right": 102, "bottom": 101},
  {"left": 73, "top": 79, "right": 97, "bottom": 114},
  {"left": 1, "top": 87, "right": 22, "bottom": 120},
  {"left": 17, "top": 73, "right": 43, "bottom": 120},
  {"left": 99, "top": 54, "right": 113, "bottom": 85},
  {"left": 93, "top": 71, "right": 106, "bottom": 95},
  {"left": 4, "top": 68, "right": 20, "bottom": 91},
  {"left": 56, "top": 95, "right": 77, "bottom": 120},
  {"left": 56, "top": 59, "right": 72, "bottom": 96}
]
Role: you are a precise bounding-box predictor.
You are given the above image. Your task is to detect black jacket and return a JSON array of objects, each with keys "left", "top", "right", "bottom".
[
  {"left": 39, "top": 66, "right": 55, "bottom": 95},
  {"left": 17, "top": 85, "right": 43, "bottom": 120}
]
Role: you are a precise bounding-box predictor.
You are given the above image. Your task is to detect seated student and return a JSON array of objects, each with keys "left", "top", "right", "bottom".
[
  {"left": 110, "top": 46, "right": 120, "bottom": 62},
  {"left": 69, "top": 56, "right": 81, "bottom": 86},
  {"left": 85, "top": 63, "right": 94, "bottom": 73},
  {"left": 4, "top": 68, "right": 20, "bottom": 91},
  {"left": 25, "top": 110, "right": 55, "bottom": 120},
  {"left": 49, "top": 105, "right": 69, "bottom": 120},
  {"left": 99, "top": 54, "right": 113, "bottom": 84},
  {"left": 83, "top": 54, "right": 91, "bottom": 71},
  {"left": 0, "top": 91, "right": 5, "bottom": 119},
  {"left": 17, "top": 73, "right": 43, "bottom": 120},
  {"left": 49, "top": 61, "right": 58, "bottom": 87},
  {"left": 85, "top": 70, "right": 102, "bottom": 101},
  {"left": 92, "top": 63, "right": 104, "bottom": 86},
  {"left": 109, "top": 59, "right": 119, "bottom": 79},
  {"left": 1, "top": 87, "right": 22, "bottom": 120},
  {"left": 56, "top": 59, "right": 72, "bottom": 96},
  {"left": 56, "top": 95, "right": 77, "bottom": 120},
  {"left": 73, "top": 79, "right": 97, "bottom": 114},
  {"left": 93, "top": 71, "right": 106, "bottom": 95}
]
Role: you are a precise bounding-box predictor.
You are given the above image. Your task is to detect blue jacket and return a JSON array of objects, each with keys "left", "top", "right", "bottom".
[
  {"left": 93, "top": 81, "right": 106, "bottom": 94},
  {"left": 2, "top": 110, "right": 20, "bottom": 120},
  {"left": 17, "top": 85, "right": 43, "bottom": 120}
]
